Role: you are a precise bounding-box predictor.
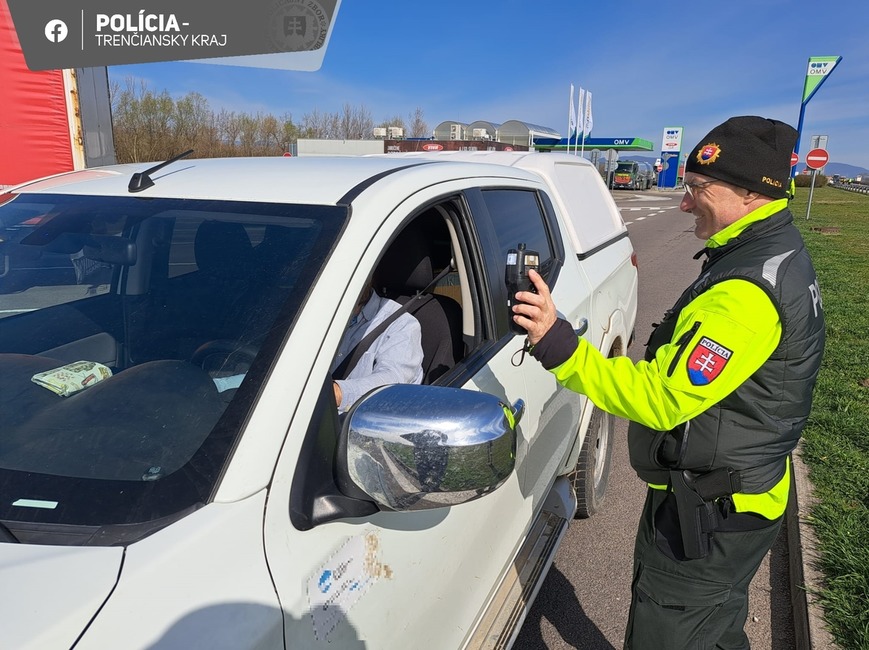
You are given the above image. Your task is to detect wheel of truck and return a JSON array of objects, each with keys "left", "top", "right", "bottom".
[{"left": 569, "top": 404, "right": 615, "bottom": 519}]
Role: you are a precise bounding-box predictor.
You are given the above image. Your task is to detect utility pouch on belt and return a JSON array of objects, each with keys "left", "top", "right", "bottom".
[{"left": 669, "top": 467, "right": 742, "bottom": 560}]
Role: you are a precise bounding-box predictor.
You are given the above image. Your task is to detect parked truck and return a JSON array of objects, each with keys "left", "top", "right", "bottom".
[
  {"left": 0, "top": 0, "right": 115, "bottom": 189},
  {"left": 612, "top": 160, "right": 655, "bottom": 190},
  {"left": 0, "top": 151, "right": 637, "bottom": 649}
]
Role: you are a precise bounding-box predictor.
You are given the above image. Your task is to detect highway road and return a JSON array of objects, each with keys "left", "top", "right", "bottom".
[{"left": 514, "top": 188, "right": 796, "bottom": 650}]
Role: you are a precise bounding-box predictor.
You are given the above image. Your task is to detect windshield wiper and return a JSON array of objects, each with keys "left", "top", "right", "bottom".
[
  {"left": 128, "top": 149, "right": 194, "bottom": 193},
  {"left": 0, "top": 519, "right": 19, "bottom": 543}
]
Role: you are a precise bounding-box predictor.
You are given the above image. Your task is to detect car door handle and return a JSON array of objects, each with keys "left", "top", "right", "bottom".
[
  {"left": 510, "top": 398, "right": 525, "bottom": 427},
  {"left": 574, "top": 318, "right": 589, "bottom": 337}
]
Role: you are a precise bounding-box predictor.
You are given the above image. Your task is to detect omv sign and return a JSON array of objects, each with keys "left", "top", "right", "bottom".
[
  {"left": 661, "top": 127, "right": 683, "bottom": 151},
  {"left": 658, "top": 127, "right": 683, "bottom": 189}
]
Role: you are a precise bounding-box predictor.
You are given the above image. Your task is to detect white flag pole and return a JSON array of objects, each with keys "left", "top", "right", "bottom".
[
  {"left": 568, "top": 84, "right": 577, "bottom": 153},
  {"left": 581, "top": 91, "right": 592, "bottom": 157},
  {"left": 576, "top": 88, "right": 585, "bottom": 155}
]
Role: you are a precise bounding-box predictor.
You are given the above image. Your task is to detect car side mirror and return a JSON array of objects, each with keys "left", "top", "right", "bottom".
[{"left": 338, "top": 384, "right": 522, "bottom": 511}]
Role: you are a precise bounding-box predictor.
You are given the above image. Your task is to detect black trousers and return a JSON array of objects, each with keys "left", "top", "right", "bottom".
[{"left": 623, "top": 488, "right": 782, "bottom": 650}]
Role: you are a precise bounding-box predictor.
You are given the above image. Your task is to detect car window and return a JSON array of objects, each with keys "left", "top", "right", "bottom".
[
  {"left": 343, "top": 205, "right": 466, "bottom": 387},
  {"left": 0, "top": 200, "right": 124, "bottom": 309},
  {"left": 0, "top": 192, "right": 347, "bottom": 542},
  {"left": 291, "top": 200, "right": 479, "bottom": 528},
  {"left": 480, "top": 189, "right": 554, "bottom": 269},
  {"left": 163, "top": 213, "right": 270, "bottom": 280}
]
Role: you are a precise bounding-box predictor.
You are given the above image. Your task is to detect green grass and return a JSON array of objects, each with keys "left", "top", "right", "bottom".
[{"left": 789, "top": 186, "right": 869, "bottom": 650}]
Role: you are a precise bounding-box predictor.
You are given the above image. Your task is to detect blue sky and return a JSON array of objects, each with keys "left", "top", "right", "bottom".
[{"left": 108, "top": 1, "right": 869, "bottom": 169}]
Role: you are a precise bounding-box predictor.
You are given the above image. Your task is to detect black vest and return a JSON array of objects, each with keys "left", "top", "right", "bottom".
[{"left": 628, "top": 208, "right": 826, "bottom": 492}]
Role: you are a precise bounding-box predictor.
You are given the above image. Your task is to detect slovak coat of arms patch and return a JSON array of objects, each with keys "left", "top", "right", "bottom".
[{"left": 686, "top": 336, "right": 732, "bottom": 385}]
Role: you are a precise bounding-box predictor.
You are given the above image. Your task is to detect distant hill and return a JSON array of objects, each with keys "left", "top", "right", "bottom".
[
  {"left": 805, "top": 162, "right": 868, "bottom": 178},
  {"left": 622, "top": 156, "right": 867, "bottom": 179}
]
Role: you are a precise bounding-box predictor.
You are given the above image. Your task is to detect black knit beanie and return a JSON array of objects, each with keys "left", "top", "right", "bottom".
[{"left": 685, "top": 116, "right": 798, "bottom": 199}]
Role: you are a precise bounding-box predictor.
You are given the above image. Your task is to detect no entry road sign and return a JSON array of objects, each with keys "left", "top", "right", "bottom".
[
  {"left": 790, "top": 152, "right": 799, "bottom": 167},
  {"left": 806, "top": 148, "right": 829, "bottom": 170}
]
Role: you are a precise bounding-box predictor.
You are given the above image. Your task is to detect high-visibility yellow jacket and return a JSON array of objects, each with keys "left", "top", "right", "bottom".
[{"left": 531, "top": 200, "right": 826, "bottom": 519}]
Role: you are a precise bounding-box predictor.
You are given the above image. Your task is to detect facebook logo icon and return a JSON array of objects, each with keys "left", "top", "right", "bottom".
[{"left": 44, "top": 19, "right": 68, "bottom": 43}]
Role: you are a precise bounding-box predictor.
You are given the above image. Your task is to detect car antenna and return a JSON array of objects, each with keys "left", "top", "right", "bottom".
[{"left": 128, "top": 149, "right": 194, "bottom": 193}]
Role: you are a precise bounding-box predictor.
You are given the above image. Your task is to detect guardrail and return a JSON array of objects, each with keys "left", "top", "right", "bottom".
[{"left": 831, "top": 182, "right": 869, "bottom": 195}]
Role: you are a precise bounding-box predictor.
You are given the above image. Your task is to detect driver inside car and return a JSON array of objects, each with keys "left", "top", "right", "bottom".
[
  {"left": 329, "top": 279, "right": 424, "bottom": 413},
  {"left": 214, "top": 279, "right": 424, "bottom": 414}
]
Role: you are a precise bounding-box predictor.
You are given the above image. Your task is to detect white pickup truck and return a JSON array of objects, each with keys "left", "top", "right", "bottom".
[{"left": 0, "top": 151, "right": 637, "bottom": 649}]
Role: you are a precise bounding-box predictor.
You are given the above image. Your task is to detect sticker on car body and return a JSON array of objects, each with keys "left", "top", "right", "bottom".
[{"left": 307, "top": 531, "right": 392, "bottom": 641}]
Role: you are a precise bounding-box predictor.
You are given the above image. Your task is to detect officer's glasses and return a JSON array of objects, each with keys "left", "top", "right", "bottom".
[{"left": 683, "top": 178, "right": 721, "bottom": 198}]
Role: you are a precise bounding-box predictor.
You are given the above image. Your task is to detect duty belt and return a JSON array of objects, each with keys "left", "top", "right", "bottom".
[{"left": 685, "top": 466, "right": 743, "bottom": 499}]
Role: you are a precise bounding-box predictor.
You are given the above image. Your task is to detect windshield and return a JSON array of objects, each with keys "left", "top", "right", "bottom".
[{"left": 0, "top": 192, "right": 346, "bottom": 544}]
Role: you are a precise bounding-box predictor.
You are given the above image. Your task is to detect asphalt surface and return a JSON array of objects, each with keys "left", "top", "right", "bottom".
[{"left": 514, "top": 189, "right": 797, "bottom": 650}]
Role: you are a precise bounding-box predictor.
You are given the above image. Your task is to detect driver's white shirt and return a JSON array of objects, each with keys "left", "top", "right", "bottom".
[
  {"left": 330, "top": 292, "right": 423, "bottom": 412},
  {"left": 213, "top": 292, "right": 424, "bottom": 410}
]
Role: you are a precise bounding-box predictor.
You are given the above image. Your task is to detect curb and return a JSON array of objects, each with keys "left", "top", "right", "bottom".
[{"left": 788, "top": 442, "right": 838, "bottom": 649}]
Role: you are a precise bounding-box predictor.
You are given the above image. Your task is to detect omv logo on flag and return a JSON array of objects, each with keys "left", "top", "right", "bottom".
[{"left": 808, "top": 61, "right": 832, "bottom": 76}]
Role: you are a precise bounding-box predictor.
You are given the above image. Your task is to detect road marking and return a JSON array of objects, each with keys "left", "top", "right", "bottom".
[
  {"left": 617, "top": 205, "right": 677, "bottom": 211},
  {"left": 619, "top": 202, "right": 679, "bottom": 227}
]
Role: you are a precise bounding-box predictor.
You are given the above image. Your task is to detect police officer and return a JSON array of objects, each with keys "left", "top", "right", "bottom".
[{"left": 513, "top": 116, "right": 826, "bottom": 649}]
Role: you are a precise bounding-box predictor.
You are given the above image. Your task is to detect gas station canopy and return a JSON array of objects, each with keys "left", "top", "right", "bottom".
[{"left": 533, "top": 137, "right": 654, "bottom": 152}]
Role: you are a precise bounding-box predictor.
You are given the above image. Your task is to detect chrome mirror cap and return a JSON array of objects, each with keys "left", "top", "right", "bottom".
[{"left": 340, "top": 384, "right": 520, "bottom": 511}]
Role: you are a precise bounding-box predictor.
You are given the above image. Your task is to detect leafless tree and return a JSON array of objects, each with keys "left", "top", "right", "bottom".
[
  {"left": 409, "top": 107, "right": 429, "bottom": 138},
  {"left": 171, "top": 92, "right": 210, "bottom": 154},
  {"left": 338, "top": 103, "right": 374, "bottom": 140},
  {"left": 109, "top": 77, "right": 424, "bottom": 161},
  {"left": 216, "top": 110, "right": 241, "bottom": 156},
  {"left": 301, "top": 108, "right": 330, "bottom": 139},
  {"left": 378, "top": 115, "right": 408, "bottom": 133},
  {"left": 112, "top": 78, "right": 174, "bottom": 162}
]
